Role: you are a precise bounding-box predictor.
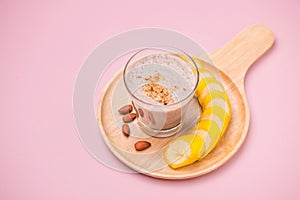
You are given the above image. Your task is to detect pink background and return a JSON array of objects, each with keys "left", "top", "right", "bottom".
[{"left": 1, "top": 0, "right": 300, "bottom": 199}]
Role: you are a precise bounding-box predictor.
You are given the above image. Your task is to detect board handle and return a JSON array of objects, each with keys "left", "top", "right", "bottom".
[{"left": 209, "top": 24, "right": 274, "bottom": 90}]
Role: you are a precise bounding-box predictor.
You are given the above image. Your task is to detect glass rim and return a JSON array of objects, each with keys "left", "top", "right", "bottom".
[{"left": 123, "top": 46, "right": 199, "bottom": 107}]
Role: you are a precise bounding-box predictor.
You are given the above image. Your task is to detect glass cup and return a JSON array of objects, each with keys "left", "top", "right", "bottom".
[{"left": 123, "top": 47, "right": 199, "bottom": 137}]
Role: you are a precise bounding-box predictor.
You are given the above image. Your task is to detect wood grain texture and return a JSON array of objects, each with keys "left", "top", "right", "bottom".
[
  {"left": 210, "top": 24, "right": 275, "bottom": 91},
  {"left": 97, "top": 24, "right": 274, "bottom": 179}
]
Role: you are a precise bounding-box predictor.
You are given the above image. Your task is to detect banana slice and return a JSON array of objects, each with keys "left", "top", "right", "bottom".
[
  {"left": 164, "top": 134, "right": 204, "bottom": 169},
  {"left": 163, "top": 59, "right": 231, "bottom": 169}
]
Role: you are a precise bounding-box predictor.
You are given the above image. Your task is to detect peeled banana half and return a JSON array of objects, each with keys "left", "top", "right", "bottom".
[{"left": 164, "top": 58, "right": 232, "bottom": 169}]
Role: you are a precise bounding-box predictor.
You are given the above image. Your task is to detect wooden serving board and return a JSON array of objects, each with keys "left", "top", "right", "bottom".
[{"left": 98, "top": 25, "right": 274, "bottom": 179}]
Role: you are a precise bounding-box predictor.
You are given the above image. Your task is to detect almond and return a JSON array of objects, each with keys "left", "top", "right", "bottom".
[
  {"left": 122, "top": 113, "right": 136, "bottom": 123},
  {"left": 134, "top": 141, "right": 151, "bottom": 151},
  {"left": 131, "top": 101, "right": 139, "bottom": 118},
  {"left": 122, "top": 124, "right": 130, "bottom": 137},
  {"left": 118, "top": 105, "right": 133, "bottom": 115},
  {"left": 138, "top": 108, "right": 144, "bottom": 117}
]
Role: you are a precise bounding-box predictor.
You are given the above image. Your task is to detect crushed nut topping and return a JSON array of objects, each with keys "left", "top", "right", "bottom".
[
  {"left": 142, "top": 83, "right": 174, "bottom": 105},
  {"left": 143, "top": 72, "right": 165, "bottom": 83}
]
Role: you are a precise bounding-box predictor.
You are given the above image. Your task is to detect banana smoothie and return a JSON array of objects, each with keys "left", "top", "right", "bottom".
[{"left": 124, "top": 51, "right": 198, "bottom": 137}]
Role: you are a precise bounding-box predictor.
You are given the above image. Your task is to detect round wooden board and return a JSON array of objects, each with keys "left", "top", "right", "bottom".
[
  {"left": 98, "top": 66, "right": 245, "bottom": 179},
  {"left": 97, "top": 25, "right": 274, "bottom": 179}
]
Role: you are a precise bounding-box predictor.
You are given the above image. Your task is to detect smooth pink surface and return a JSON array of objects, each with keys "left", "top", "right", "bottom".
[{"left": 1, "top": 0, "right": 300, "bottom": 199}]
